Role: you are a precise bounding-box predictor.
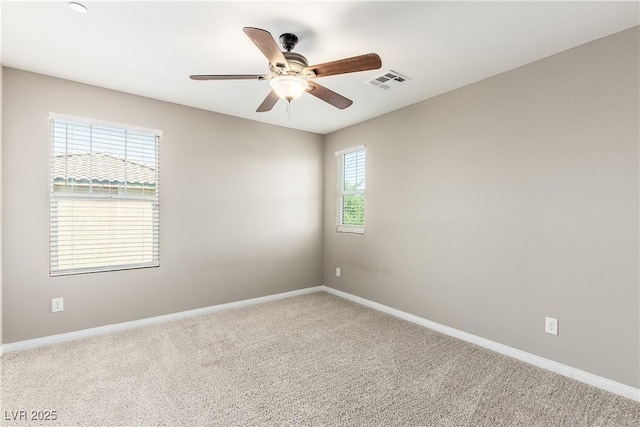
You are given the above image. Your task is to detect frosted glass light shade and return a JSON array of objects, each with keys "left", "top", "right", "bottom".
[{"left": 270, "top": 76, "right": 309, "bottom": 101}]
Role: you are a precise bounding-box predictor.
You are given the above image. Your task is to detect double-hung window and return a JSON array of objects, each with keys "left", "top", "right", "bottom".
[
  {"left": 336, "top": 145, "right": 366, "bottom": 234},
  {"left": 49, "top": 114, "right": 161, "bottom": 275}
]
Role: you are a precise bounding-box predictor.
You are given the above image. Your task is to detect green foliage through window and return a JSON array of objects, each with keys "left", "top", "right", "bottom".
[
  {"left": 342, "top": 193, "right": 365, "bottom": 226},
  {"left": 337, "top": 147, "right": 365, "bottom": 231}
]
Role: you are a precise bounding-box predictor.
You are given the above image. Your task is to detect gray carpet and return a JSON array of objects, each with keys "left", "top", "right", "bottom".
[{"left": 1, "top": 292, "right": 638, "bottom": 426}]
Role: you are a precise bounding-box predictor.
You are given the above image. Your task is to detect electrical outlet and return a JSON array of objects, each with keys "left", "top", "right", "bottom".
[
  {"left": 545, "top": 317, "right": 558, "bottom": 335},
  {"left": 52, "top": 298, "right": 64, "bottom": 313},
  {"left": 336, "top": 267, "right": 341, "bottom": 277}
]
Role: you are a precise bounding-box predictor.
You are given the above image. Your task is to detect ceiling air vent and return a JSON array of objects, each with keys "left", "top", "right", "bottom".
[{"left": 365, "top": 70, "right": 411, "bottom": 90}]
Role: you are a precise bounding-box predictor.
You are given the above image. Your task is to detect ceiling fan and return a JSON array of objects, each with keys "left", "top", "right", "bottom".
[{"left": 190, "top": 27, "right": 382, "bottom": 112}]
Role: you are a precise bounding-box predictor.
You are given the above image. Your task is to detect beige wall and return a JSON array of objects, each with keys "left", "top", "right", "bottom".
[
  {"left": 2, "top": 68, "right": 323, "bottom": 343},
  {"left": 323, "top": 27, "right": 639, "bottom": 388}
]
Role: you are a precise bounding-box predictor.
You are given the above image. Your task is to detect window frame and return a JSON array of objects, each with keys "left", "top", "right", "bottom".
[
  {"left": 49, "top": 113, "right": 162, "bottom": 276},
  {"left": 336, "top": 145, "right": 366, "bottom": 235}
]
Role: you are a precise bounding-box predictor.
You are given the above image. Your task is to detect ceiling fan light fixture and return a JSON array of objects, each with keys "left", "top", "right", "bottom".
[{"left": 270, "top": 76, "right": 309, "bottom": 101}]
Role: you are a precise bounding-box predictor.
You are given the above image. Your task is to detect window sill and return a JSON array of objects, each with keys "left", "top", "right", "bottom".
[{"left": 337, "top": 226, "right": 364, "bottom": 235}]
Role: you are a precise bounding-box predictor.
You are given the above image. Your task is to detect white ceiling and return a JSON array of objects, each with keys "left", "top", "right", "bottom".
[{"left": 2, "top": 1, "right": 638, "bottom": 135}]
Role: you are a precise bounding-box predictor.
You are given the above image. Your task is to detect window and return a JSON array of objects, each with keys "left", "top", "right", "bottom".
[
  {"left": 336, "top": 145, "right": 366, "bottom": 234},
  {"left": 49, "top": 114, "right": 161, "bottom": 275}
]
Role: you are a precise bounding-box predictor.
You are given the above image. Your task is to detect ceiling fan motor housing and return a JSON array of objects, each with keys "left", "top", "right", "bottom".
[{"left": 270, "top": 51, "right": 310, "bottom": 76}]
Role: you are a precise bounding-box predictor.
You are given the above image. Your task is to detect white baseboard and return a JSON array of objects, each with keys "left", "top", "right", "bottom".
[
  {"left": 320, "top": 285, "right": 640, "bottom": 403},
  {"left": 1, "top": 286, "right": 323, "bottom": 354},
  {"left": 2, "top": 284, "right": 638, "bottom": 402}
]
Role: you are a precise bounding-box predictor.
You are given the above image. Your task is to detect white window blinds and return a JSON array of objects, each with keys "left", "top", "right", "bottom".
[
  {"left": 49, "top": 115, "right": 160, "bottom": 276},
  {"left": 336, "top": 146, "right": 366, "bottom": 234}
]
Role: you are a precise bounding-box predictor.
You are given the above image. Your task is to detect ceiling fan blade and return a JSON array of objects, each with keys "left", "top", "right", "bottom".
[
  {"left": 256, "top": 90, "right": 280, "bottom": 112},
  {"left": 304, "top": 53, "right": 382, "bottom": 78},
  {"left": 307, "top": 82, "right": 353, "bottom": 109},
  {"left": 243, "top": 27, "right": 290, "bottom": 71},
  {"left": 190, "top": 74, "right": 269, "bottom": 81}
]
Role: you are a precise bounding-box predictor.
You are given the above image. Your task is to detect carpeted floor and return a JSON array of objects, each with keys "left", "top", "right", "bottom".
[{"left": 1, "top": 292, "right": 638, "bottom": 426}]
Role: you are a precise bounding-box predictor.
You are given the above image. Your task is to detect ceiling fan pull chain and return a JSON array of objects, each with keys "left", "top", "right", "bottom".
[{"left": 287, "top": 101, "right": 291, "bottom": 121}]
